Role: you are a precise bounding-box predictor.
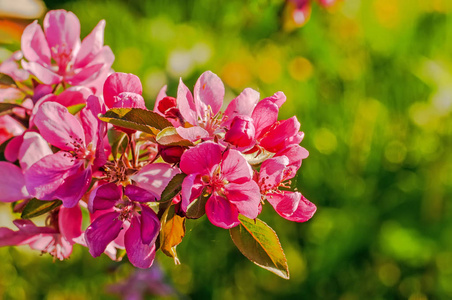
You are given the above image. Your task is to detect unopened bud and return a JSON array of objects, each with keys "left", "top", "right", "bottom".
[
  {"left": 224, "top": 115, "right": 255, "bottom": 148},
  {"left": 159, "top": 145, "right": 185, "bottom": 164}
]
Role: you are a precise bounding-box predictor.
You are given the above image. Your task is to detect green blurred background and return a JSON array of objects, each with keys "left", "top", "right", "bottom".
[{"left": 1, "top": 0, "right": 452, "bottom": 299}]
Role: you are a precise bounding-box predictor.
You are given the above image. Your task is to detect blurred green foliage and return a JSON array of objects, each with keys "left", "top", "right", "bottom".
[{"left": 1, "top": 0, "right": 452, "bottom": 299}]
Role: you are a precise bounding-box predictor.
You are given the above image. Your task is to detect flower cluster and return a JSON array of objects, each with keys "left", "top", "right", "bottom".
[{"left": 0, "top": 10, "right": 315, "bottom": 278}]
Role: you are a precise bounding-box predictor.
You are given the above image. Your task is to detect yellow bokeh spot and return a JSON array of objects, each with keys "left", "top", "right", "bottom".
[
  {"left": 378, "top": 262, "right": 401, "bottom": 286},
  {"left": 408, "top": 293, "right": 428, "bottom": 300},
  {"left": 289, "top": 57, "right": 313, "bottom": 81},
  {"left": 221, "top": 61, "right": 252, "bottom": 89},
  {"left": 314, "top": 128, "right": 337, "bottom": 155},
  {"left": 257, "top": 57, "right": 281, "bottom": 84},
  {"left": 374, "top": 0, "right": 400, "bottom": 29}
]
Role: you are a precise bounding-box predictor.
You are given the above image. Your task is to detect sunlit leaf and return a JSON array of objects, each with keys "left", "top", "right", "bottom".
[
  {"left": 156, "top": 127, "right": 193, "bottom": 146},
  {"left": 159, "top": 205, "right": 185, "bottom": 264},
  {"left": 0, "top": 73, "right": 16, "bottom": 87},
  {"left": 67, "top": 103, "right": 86, "bottom": 115},
  {"left": 160, "top": 173, "right": 186, "bottom": 203},
  {"left": 99, "top": 108, "right": 172, "bottom": 135},
  {"left": 186, "top": 191, "right": 208, "bottom": 219},
  {"left": 0, "top": 103, "right": 21, "bottom": 116},
  {"left": 230, "top": 215, "right": 289, "bottom": 279},
  {"left": 21, "top": 198, "right": 62, "bottom": 219}
]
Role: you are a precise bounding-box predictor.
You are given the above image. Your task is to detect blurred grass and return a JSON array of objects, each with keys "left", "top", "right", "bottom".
[{"left": 1, "top": 0, "right": 452, "bottom": 299}]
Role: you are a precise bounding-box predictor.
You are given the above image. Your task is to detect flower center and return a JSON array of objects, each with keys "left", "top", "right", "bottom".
[
  {"left": 63, "top": 136, "right": 95, "bottom": 165},
  {"left": 115, "top": 196, "right": 138, "bottom": 222}
]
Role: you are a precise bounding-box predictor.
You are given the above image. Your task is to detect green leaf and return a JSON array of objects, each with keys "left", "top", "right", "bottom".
[
  {"left": 156, "top": 127, "right": 193, "bottom": 147},
  {"left": 230, "top": 215, "right": 290, "bottom": 279},
  {"left": 67, "top": 103, "right": 86, "bottom": 115},
  {"left": 159, "top": 205, "right": 185, "bottom": 264},
  {"left": 186, "top": 191, "right": 209, "bottom": 219},
  {"left": 160, "top": 173, "right": 187, "bottom": 203},
  {"left": 0, "top": 103, "right": 21, "bottom": 116},
  {"left": 0, "top": 73, "right": 16, "bottom": 87},
  {"left": 107, "top": 129, "right": 127, "bottom": 160},
  {"left": 21, "top": 198, "right": 62, "bottom": 219},
  {"left": 99, "top": 108, "right": 172, "bottom": 135}
]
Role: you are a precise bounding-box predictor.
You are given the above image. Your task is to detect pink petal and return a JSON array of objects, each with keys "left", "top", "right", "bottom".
[
  {"left": 0, "top": 52, "right": 29, "bottom": 81},
  {"left": 59, "top": 205, "right": 83, "bottom": 243},
  {"left": 125, "top": 217, "right": 156, "bottom": 269},
  {"left": 180, "top": 142, "right": 222, "bottom": 176},
  {"left": 103, "top": 72, "right": 142, "bottom": 108},
  {"left": 14, "top": 219, "right": 55, "bottom": 234},
  {"left": 205, "top": 195, "right": 239, "bottom": 229},
  {"left": 29, "top": 87, "right": 90, "bottom": 128},
  {"left": 88, "top": 182, "right": 122, "bottom": 213},
  {"left": 181, "top": 174, "right": 203, "bottom": 212},
  {"left": 66, "top": 63, "right": 103, "bottom": 86},
  {"left": 0, "top": 162, "right": 28, "bottom": 202},
  {"left": 0, "top": 227, "right": 33, "bottom": 247},
  {"left": 224, "top": 181, "right": 261, "bottom": 219},
  {"left": 4, "top": 135, "right": 24, "bottom": 163},
  {"left": 80, "top": 95, "right": 106, "bottom": 148},
  {"left": 267, "top": 192, "right": 316, "bottom": 222},
  {"left": 131, "top": 163, "right": 181, "bottom": 199},
  {"left": 111, "top": 92, "right": 146, "bottom": 109},
  {"left": 54, "top": 166, "right": 92, "bottom": 208},
  {"left": 125, "top": 185, "right": 158, "bottom": 202},
  {"left": 259, "top": 156, "right": 289, "bottom": 191},
  {"left": 263, "top": 91, "right": 286, "bottom": 108},
  {"left": 43, "top": 10, "right": 81, "bottom": 57},
  {"left": 140, "top": 205, "right": 160, "bottom": 245},
  {"left": 70, "top": 46, "right": 114, "bottom": 88},
  {"left": 275, "top": 144, "right": 308, "bottom": 174},
  {"left": 251, "top": 99, "right": 279, "bottom": 139},
  {"left": 21, "top": 60, "right": 62, "bottom": 85},
  {"left": 86, "top": 211, "right": 122, "bottom": 257},
  {"left": 220, "top": 148, "right": 253, "bottom": 183},
  {"left": 223, "top": 88, "right": 260, "bottom": 127},
  {"left": 34, "top": 102, "right": 85, "bottom": 151},
  {"left": 21, "top": 20, "right": 51, "bottom": 65},
  {"left": 260, "top": 116, "right": 301, "bottom": 153},
  {"left": 24, "top": 152, "right": 81, "bottom": 201},
  {"left": 19, "top": 132, "right": 52, "bottom": 170},
  {"left": 176, "top": 78, "right": 197, "bottom": 125},
  {"left": 75, "top": 19, "right": 105, "bottom": 68},
  {"left": 0, "top": 116, "right": 24, "bottom": 145},
  {"left": 175, "top": 126, "right": 209, "bottom": 142},
  {"left": 193, "top": 71, "right": 224, "bottom": 119}
]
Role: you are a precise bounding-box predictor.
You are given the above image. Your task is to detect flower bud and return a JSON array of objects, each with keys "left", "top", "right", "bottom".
[
  {"left": 159, "top": 145, "right": 186, "bottom": 164},
  {"left": 157, "top": 96, "right": 180, "bottom": 119},
  {"left": 224, "top": 115, "right": 255, "bottom": 148}
]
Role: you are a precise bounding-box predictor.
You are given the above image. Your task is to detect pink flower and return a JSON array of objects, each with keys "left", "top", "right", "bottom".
[
  {"left": 0, "top": 51, "right": 29, "bottom": 82},
  {"left": 180, "top": 142, "right": 261, "bottom": 229},
  {"left": 174, "top": 71, "right": 261, "bottom": 144},
  {"left": 85, "top": 183, "right": 160, "bottom": 269},
  {"left": 0, "top": 131, "right": 52, "bottom": 203},
  {"left": 20, "top": 9, "right": 114, "bottom": 88},
  {"left": 0, "top": 205, "right": 83, "bottom": 260},
  {"left": 258, "top": 155, "right": 316, "bottom": 222},
  {"left": 24, "top": 97, "right": 106, "bottom": 208}
]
